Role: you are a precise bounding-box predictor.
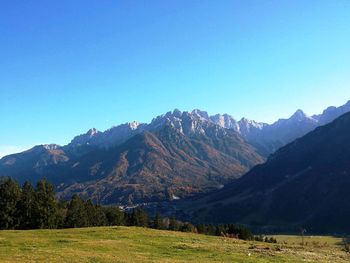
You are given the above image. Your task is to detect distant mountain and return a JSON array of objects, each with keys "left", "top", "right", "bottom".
[
  {"left": 65, "top": 122, "right": 146, "bottom": 157},
  {"left": 0, "top": 111, "right": 263, "bottom": 205},
  {"left": 211, "top": 101, "right": 350, "bottom": 154},
  {"left": 183, "top": 111, "right": 350, "bottom": 233},
  {"left": 1, "top": 100, "right": 349, "bottom": 206},
  {"left": 247, "top": 109, "right": 319, "bottom": 154},
  {"left": 68, "top": 122, "right": 146, "bottom": 149},
  {"left": 64, "top": 100, "right": 350, "bottom": 158},
  {"left": 312, "top": 101, "right": 350, "bottom": 125},
  {"left": 0, "top": 144, "right": 69, "bottom": 184},
  {"left": 177, "top": 101, "right": 350, "bottom": 155}
]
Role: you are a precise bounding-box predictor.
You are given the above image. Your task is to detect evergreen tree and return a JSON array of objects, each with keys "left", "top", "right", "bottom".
[
  {"left": 85, "top": 199, "right": 97, "bottom": 227},
  {"left": 35, "top": 179, "right": 58, "bottom": 229},
  {"left": 225, "top": 224, "right": 253, "bottom": 240},
  {"left": 65, "top": 195, "right": 88, "bottom": 228},
  {"left": 168, "top": 216, "right": 180, "bottom": 231},
  {"left": 215, "top": 225, "right": 225, "bottom": 236},
  {"left": 103, "top": 207, "right": 125, "bottom": 226},
  {"left": 206, "top": 224, "right": 216, "bottom": 235},
  {"left": 196, "top": 224, "right": 205, "bottom": 234},
  {"left": 85, "top": 199, "right": 107, "bottom": 227},
  {"left": 94, "top": 204, "right": 108, "bottom": 226},
  {"left": 16, "top": 181, "right": 36, "bottom": 229},
  {"left": 56, "top": 200, "right": 68, "bottom": 229},
  {"left": 153, "top": 212, "right": 165, "bottom": 230},
  {"left": 180, "top": 222, "right": 196, "bottom": 233},
  {"left": 0, "top": 177, "right": 257, "bottom": 237},
  {"left": 128, "top": 207, "right": 149, "bottom": 227},
  {"left": 0, "top": 178, "right": 21, "bottom": 229}
]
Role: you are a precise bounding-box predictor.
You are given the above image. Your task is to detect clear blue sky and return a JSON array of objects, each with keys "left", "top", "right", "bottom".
[{"left": 1, "top": 0, "right": 350, "bottom": 157}]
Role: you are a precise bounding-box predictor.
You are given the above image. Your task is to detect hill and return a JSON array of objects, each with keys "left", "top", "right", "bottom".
[
  {"left": 0, "top": 226, "right": 348, "bottom": 262},
  {"left": 183, "top": 111, "right": 350, "bottom": 233}
]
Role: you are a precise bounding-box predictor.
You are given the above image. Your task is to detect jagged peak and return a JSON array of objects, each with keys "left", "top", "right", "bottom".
[
  {"left": 274, "top": 110, "right": 306, "bottom": 124},
  {"left": 311, "top": 100, "right": 350, "bottom": 121},
  {"left": 239, "top": 117, "right": 249, "bottom": 122},
  {"left": 69, "top": 128, "right": 101, "bottom": 146},
  {"left": 322, "top": 106, "right": 336, "bottom": 113},
  {"left": 292, "top": 109, "right": 307, "bottom": 118},
  {"left": 172, "top": 108, "right": 182, "bottom": 117},
  {"left": 191, "top": 109, "right": 209, "bottom": 120},
  {"left": 290, "top": 109, "right": 318, "bottom": 123},
  {"left": 223, "top": 113, "right": 235, "bottom": 119},
  {"left": 43, "top": 144, "right": 61, "bottom": 150},
  {"left": 211, "top": 113, "right": 236, "bottom": 120},
  {"left": 30, "top": 144, "right": 61, "bottom": 151},
  {"left": 238, "top": 117, "right": 266, "bottom": 130},
  {"left": 239, "top": 117, "right": 257, "bottom": 124},
  {"left": 87, "top": 128, "right": 100, "bottom": 136},
  {"left": 127, "top": 121, "right": 141, "bottom": 130},
  {"left": 293, "top": 109, "right": 307, "bottom": 117},
  {"left": 106, "top": 121, "right": 144, "bottom": 132}
]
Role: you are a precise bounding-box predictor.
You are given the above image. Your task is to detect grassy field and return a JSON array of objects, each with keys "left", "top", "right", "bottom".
[{"left": 0, "top": 227, "right": 349, "bottom": 263}]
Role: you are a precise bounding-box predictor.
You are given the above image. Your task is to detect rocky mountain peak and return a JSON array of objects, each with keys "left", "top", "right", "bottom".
[
  {"left": 290, "top": 109, "right": 308, "bottom": 121},
  {"left": 128, "top": 121, "right": 141, "bottom": 130},
  {"left": 87, "top": 128, "right": 100, "bottom": 137},
  {"left": 42, "top": 144, "right": 61, "bottom": 150},
  {"left": 238, "top": 117, "right": 265, "bottom": 129},
  {"left": 191, "top": 109, "right": 209, "bottom": 120},
  {"left": 210, "top": 114, "right": 238, "bottom": 130},
  {"left": 172, "top": 108, "right": 182, "bottom": 118}
]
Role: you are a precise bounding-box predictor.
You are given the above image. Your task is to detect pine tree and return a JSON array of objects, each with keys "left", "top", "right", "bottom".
[
  {"left": 103, "top": 207, "right": 125, "bottom": 226},
  {"left": 215, "top": 225, "right": 224, "bottom": 236},
  {"left": 128, "top": 207, "right": 149, "bottom": 227},
  {"left": 35, "top": 178, "right": 58, "bottom": 229},
  {"left": 168, "top": 216, "right": 180, "bottom": 231},
  {"left": 56, "top": 200, "right": 68, "bottom": 229},
  {"left": 153, "top": 212, "right": 165, "bottom": 229},
  {"left": 206, "top": 224, "right": 216, "bottom": 235},
  {"left": 65, "top": 195, "right": 88, "bottom": 228},
  {"left": 180, "top": 222, "right": 196, "bottom": 233},
  {"left": 16, "top": 181, "right": 36, "bottom": 229},
  {"left": 95, "top": 204, "right": 108, "bottom": 226},
  {"left": 85, "top": 199, "right": 107, "bottom": 227},
  {"left": 0, "top": 178, "right": 21, "bottom": 229},
  {"left": 85, "top": 199, "right": 96, "bottom": 227}
]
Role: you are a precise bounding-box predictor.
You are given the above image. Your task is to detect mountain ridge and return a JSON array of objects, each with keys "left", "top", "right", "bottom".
[
  {"left": 182, "top": 111, "right": 350, "bottom": 233},
  {"left": 1, "top": 100, "right": 350, "bottom": 206},
  {"left": 0, "top": 110, "right": 264, "bottom": 205},
  {"left": 4, "top": 100, "right": 349, "bottom": 159}
]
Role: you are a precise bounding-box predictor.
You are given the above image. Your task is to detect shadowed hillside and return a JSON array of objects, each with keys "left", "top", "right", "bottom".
[{"left": 184, "top": 112, "right": 350, "bottom": 233}]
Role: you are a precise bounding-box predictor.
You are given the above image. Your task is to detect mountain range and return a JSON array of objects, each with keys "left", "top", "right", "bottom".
[
  {"left": 182, "top": 110, "right": 350, "bottom": 233},
  {"left": 1, "top": 100, "right": 349, "bottom": 206},
  {"left": 0, "top": 111, "right": 263, "bottom": 204}
]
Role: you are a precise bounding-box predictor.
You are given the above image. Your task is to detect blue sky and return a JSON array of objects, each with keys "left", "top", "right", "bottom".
[{"left": 1, "top": 0, "right": 350, "bottom": 157}]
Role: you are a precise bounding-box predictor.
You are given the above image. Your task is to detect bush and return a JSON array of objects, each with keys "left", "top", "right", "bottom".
[{"left": 254, "top": 235, "right": 277, "bottom": 243}]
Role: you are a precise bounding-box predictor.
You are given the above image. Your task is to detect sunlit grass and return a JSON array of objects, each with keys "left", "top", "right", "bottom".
[{"left": 0, "top": 227, "right": 348, "bottom": 262}]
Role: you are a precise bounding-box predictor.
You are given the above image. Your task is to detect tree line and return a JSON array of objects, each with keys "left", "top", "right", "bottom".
[{"left": 0, "top": 177, "right": 271, "bottom": 242}]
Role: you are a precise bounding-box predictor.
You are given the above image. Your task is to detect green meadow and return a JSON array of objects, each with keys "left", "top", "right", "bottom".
[{"left": 0, "top": 226, "right": 348, "bottom": 263}]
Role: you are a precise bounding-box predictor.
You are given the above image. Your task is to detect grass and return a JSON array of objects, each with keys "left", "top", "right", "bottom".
[
  {"left": 269, "top": 234, "right": 343, "bottom": 246},
  {"left": 0, "top": 226, "right": 349, "bottom": 262}
]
